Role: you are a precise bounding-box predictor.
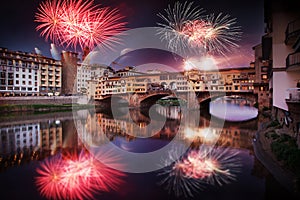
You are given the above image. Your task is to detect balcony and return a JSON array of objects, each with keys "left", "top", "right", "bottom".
[
  {"left": 285, "top": 18, "right": 300, "bottom": 45},
  {"left": 286, "top": 52, "right": 300, "bottom": 71},
  {"left": 286, "top": 88, "right": 300, "bottom": 102}
]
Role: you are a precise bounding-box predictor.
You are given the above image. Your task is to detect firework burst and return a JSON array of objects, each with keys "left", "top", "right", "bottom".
[
  {"left": 156, "top": 1, "right": 205, "bottom": 54},
  {"left": 157, "top": 1, "right": 242, "bottom": 56},
  {"left": 158, "top": 146, "right": 241, "bottom": 198},
  {"left": 35, "top": 150, "right": 125, "bottom": 200},
  {"left": 35, "top": 0, "right": 127, "bottom": 51}
]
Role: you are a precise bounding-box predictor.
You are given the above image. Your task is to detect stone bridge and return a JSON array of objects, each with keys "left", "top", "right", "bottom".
[{"left": 95, "top": 90, "right": 258, "bottom": 108}]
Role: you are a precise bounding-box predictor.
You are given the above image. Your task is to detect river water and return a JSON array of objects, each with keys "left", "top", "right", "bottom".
[{"left": 0, "top": 98, "right": 294, "bottom": 200}]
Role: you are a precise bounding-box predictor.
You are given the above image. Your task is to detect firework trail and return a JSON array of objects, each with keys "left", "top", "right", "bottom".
[
  {"left": 157, "top": 1, "right": 242, "bottom": 56},
  {"left": 35, "top": 0, "right": 127, "bottom": 51},
  {"left": 35, "top": 150, "right": 125, "bottom": 200},
  {"left": 201, "top": 13, "right": 241, "bottom": 56},
  {"left": 158, "top": 145, "right": 241, "bottom": 198}
]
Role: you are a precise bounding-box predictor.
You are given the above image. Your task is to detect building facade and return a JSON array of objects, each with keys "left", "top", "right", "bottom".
[
  {"left": 252, "top": 44, "right": 271, "bottom": 110},
  {"left": 76, "top": 63, "right": 113, "bottom": 94},
  {"left": 94, "top": 67, "right": 256, "bottom": 100},
  {"left": 61, "top": 51, "right": 79, "bottom": 95},
  {"left": 262, "top": 0, "right": 300, "bottom": 136},
  {"left": 0, "top": 47, "right": 62, "bottom": 96}
]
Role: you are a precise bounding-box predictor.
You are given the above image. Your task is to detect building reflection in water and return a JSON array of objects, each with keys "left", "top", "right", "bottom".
[
  {"left": 35, "top": 149, "right": 125, "bottom": 200},
  {"left": 158, "top": 145, "right": 241, "bottom": 198},
  {"left": 0, "top": 119, "right": 63, "bottom": 170}
]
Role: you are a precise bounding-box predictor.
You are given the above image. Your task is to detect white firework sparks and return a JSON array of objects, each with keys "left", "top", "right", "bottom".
[
  {"left": 156, "top": 1, "right": 205, "bottom": 54},
  {"left": 158, "top": 145, "right": 241, "bottom": 198},
  {"left": 203, "top": 13, "right": 242, "bottom": 56},
  {"left": 157, "top": 1, "right": 242, "bottom": 56}
]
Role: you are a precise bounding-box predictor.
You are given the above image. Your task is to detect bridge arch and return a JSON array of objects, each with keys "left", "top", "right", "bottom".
[
  {"left": 139, "top": 93, "right": 170, "bottom": 107},
  {"left": 196, "top": 91, "right": 258, "bottom": 106}
]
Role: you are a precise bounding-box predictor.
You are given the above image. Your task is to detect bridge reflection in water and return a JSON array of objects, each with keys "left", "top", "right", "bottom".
[
  {"left": 78, "top": 104, "right": 257, "bottom": 151},
  {"left": 210, "top": 96, "right": 258, "bottom": 122},
  {"left": 74, "top": 102, "right": 258, "bottom": 198},
  {"left": 0, "top": 99, "right": 267, "bottom": 200}
]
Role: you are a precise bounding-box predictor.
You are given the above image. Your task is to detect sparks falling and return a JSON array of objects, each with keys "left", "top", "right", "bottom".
[{"left": 35, "top": 0, "right": 127, "bottom": 51}]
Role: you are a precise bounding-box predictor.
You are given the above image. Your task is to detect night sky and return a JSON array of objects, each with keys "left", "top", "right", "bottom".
[{"left": 0, "top": 0, "right": 264, "bottom": 68}]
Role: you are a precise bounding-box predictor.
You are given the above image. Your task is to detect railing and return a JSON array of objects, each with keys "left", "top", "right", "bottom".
[
  {"left": 286, "top": 88, "right": 300, "bottom": 102},
  {"left": 285, "top": 18, "right": 300, "bottom": 44},
  {"left": 286, "top": 52, "right": 300, "bottom": 70}
]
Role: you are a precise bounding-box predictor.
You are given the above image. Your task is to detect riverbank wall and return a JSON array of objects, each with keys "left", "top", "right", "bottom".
[{"left": 0, "top": 96, "right": 91, "bottom": 112}]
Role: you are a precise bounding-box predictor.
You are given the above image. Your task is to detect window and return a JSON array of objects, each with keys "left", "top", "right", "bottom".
[
  {"left": 261, "top": 74, "right": 268, "bottom": 80},
  {"left": 22, "top": 68, "right": 25, "bottom": 72},
  {"left": 16, "top": 80, "right": 19, "bottom": 84},
  {"left": 0, "top": 72, "right": 5, "bottom": 78},
  {"left": 22, "top": 75, "right": 25, "bottom": 78},
  {"left": 8, "top": 73, "right": 13, "bottom": 78},
  {"left": 22, "top": 81, "right": 25, "bottom": 85},
  {"left": 16, "top": 74, "right": 19, "bottom": 78}
]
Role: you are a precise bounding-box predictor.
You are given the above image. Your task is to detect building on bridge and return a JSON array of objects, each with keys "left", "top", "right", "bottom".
[{"left": 93, "top": 67, "right": 257, "bottom": 101}]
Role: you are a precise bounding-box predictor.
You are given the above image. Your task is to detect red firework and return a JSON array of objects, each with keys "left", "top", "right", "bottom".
[
  {"left": 181, "top": 20, "right": 214, "bottom": 50},
  {"left": 35, "top": 150, "right": 125, "bottom": 200},
  {"left": 35, "top": 155, "right": 65, "bottom": 199},
  {"left": 35, "top": 0, "right": 127, "bottom": 50}
]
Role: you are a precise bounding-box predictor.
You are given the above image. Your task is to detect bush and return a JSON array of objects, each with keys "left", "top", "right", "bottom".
[
  {"left": 262, "top": 106, "right": 270, "bottom": 111},
  {"left": 265, "top": 132, "right": 270, "bottom": 139},
  {"left": 270, "top": 132, "right": 279, "bottom": 140},
  {"left": 271, "top": 134, "right": 300, "bottom": 175},
  {"left": 266, "top": 120, "right": 280, "bottom": 128}
]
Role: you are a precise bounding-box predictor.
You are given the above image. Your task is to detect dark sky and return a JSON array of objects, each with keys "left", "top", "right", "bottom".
[{"left": 0, "top": 0, "right": 264, "bottom": 67}]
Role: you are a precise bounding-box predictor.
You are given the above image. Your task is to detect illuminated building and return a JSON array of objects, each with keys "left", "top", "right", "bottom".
[
  {"left": 94, "top": 67, "right": 256, "bottom": 100},
  {"left": 0, "top": 47, "right": 62, "bottom": 96},
  {"left": 76, "top": 63, "right": 113, "bottom": 94}
]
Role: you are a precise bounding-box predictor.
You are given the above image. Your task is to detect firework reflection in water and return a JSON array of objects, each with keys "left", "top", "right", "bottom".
[
  {"left": 35, "top": 150, "right": 125, "bottom": 200},
  {"left": 158, "top": 145, "right": 241, "bottom": 198}
]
